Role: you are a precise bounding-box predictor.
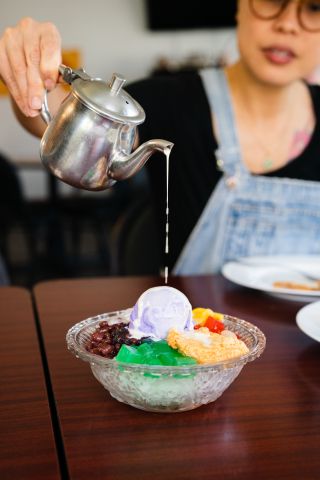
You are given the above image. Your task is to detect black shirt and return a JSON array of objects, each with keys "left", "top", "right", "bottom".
[{"left": 126, "top": 71, "right": 320, "bottom": 269}]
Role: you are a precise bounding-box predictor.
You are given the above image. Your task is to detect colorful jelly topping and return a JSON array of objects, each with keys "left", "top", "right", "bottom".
[
  {"left": 116, "top": 340, "right": 196, "bottom": 366},
  {"left": 85, "top": 288, "right": 248, "bottom": 366}
]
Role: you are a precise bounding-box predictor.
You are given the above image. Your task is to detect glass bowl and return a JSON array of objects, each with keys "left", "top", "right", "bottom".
[{"left": 66, "top": 309, "right": 266, "bottom": 413}]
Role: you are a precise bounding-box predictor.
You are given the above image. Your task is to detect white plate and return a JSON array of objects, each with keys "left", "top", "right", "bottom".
[
  {"left": 222, "top": 255, "right": 320, "bottom": 301},
  {"left": 296, "top": 301, "right": 320, "bottom": 342}
]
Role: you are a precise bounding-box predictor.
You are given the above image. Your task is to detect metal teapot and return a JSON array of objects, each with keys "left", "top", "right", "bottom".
[{"left": 40, "top": 65, "right": 173, "bottom": 190}]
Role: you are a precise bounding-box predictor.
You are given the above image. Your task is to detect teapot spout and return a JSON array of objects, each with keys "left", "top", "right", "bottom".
[{"left": 108, "top": 139, "right": 174, "bottom": 181}]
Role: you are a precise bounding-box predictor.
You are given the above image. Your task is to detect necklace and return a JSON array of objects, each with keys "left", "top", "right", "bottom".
[
  {"left": 262, "top": 158, "right": 273, "bottom": 171},
  {"left": 238, "top": 103, "right": 315, "bottom": 174},
  {"left": 252, "top": 132, "right": 286, "bottom": 172},
  {"left": 225, "top": 67, "right": 315, "bottom": 174},
  {"left": 250, "top": 118, "right": 314, "bottom": 173}
]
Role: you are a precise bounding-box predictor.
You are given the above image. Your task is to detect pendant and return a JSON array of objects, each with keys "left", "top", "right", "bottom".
[
  {"left": 262, "top": 158, "right": 273, "bottom": 170},
  {"left": 226, "top": 175, "right": 238, "bottom": 188}
]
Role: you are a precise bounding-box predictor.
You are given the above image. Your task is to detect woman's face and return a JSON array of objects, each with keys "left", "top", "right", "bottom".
[{"left": 236, "top": 0, "right": 320, "bottom": 86}]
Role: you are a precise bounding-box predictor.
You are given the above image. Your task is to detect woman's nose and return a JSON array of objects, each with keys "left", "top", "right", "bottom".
[{"left": 273, "top": 1, "right": 301, "bottom": 33}]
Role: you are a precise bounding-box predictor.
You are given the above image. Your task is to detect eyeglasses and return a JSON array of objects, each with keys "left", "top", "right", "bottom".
[{"left": 249, "top": 0, "right": 320, "bottom": 32}]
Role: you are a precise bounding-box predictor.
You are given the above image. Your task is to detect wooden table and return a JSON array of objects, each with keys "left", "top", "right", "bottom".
[
  {"left": 0, "top": 287, "right": 59, "bottom": 479},
  {"left": 33, "top": 275, "right": 320, "bottom": 480}
]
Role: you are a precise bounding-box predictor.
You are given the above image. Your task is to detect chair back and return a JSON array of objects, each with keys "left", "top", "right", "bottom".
[{"left": 114, "top": 196, "right": 161, "bottom": 275}]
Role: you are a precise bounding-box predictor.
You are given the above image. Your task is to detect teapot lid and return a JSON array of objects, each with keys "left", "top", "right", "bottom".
[{"left": 72, "top": 73, "right": 145, "bottom": 125}]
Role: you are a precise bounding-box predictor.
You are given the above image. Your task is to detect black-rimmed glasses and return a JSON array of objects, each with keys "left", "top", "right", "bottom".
[{"left": 249, "top": 0, "right": 320, "bottom": 32}]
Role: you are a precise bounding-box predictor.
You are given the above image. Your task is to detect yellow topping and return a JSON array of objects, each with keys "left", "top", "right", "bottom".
[
  {"left": 192, "top": 307, "right": 224, "bottom": 326},
  {"left": 167, "top": 327, "right": 249, "bottom": 364}
]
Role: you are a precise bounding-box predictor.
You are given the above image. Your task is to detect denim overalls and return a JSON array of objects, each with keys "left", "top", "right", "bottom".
[{"left": 173, "top": 68, "right": 320, "bottom": 275}]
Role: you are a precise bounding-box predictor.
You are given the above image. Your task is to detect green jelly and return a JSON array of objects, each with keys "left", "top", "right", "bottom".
[
  {"left": 149, "top": 340, "right": 173, "bottom": 354},
  {"left": 136, "top": 342, "right": 154, "bottom": 356},
  {"left": 158, "top": 352, "right": 176, "bottom": 366},
  {"left": 116, "top": 345, "right": 144, "bottom": 364},
  {"left": 115, "top": 340, "right": 196, "bottom": 367},
  {"left": 174, "top": 356, "right": 197, "bottom": 366}
]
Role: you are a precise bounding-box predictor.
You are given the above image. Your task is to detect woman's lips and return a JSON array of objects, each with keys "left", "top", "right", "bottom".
[{"left": 262, "top": 47, "right": 296, "bottom": 65}]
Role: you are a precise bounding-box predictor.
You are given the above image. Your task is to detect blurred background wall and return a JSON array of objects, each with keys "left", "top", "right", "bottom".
[{"left": 0, "top": 0, "right": 237, "bottom": 198}]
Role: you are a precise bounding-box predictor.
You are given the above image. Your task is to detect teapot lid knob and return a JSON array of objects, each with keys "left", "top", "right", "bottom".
[
  {"left": 70, "top": 69, "right": 145, "bottom": 124},
  {"left": 109, "top": 73, "right": 126, "bottom": 96}
]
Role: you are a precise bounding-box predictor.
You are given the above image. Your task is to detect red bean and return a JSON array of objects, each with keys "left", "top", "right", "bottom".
[{"left": 85, "top": 321, "right": 146, "bottom": 358}]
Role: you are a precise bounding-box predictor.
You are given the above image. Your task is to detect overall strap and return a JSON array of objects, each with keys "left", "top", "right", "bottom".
[{"left": 199, "top": 67, "right": 245, "bottom": 177}]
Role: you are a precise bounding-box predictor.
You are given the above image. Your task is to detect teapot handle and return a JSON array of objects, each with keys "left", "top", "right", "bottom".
[
  {"left": 40, "top": 90, "right": 52, "bottom": 125},
  {"left": 59, "top": 64, "right": 91, "bottom": 83},
  {"left": 40, "top": 64, "right": 91, "bottom": 125}
]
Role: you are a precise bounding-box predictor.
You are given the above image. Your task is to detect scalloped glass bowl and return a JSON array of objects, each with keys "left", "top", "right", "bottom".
[{"left": 66, "top": 309, "right": 266, "bottom": 412}]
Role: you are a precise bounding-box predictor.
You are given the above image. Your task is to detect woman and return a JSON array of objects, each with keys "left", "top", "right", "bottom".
[{"left": 1, "top": 1, "right": 320, "bottom": 274}]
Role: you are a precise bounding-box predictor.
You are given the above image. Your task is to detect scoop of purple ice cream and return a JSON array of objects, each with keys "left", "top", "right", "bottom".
[{"left": 128, "top": 286, "right": 193, "bottom": 340}]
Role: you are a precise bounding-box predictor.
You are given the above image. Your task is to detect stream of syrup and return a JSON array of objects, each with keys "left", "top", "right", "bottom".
[{"left": 164, "top": 147, "right": 170, "bottom": 284}]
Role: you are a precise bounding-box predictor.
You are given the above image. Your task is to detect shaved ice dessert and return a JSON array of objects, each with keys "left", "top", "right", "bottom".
[
  {"left": 68, "top": 286, "right": 266, "bottom": 411},
  {"left": 85, "top": 286, "right": 249, "bottom": 366}
]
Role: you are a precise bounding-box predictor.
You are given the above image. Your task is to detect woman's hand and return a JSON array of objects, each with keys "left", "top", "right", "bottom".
[{"left": 0, "top": 17, "right": 62, "bottom": 117}]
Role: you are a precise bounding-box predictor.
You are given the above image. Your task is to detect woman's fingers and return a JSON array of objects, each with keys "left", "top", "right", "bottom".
[
  {"left": 24, "top": 21, "right": 61, "bottom": 114},
  {"left": 5, "top": 24, "right": 32, "bottom": 116},
  {"left": 0, "top": 17, "right": 62, "bottom": 117},
  {"left": 39, "top": 22, "right": 62, "bottom": 89},
  {"left": 22, "top": 20, "right": 46, "bottom": 116},
  {"left": 0, "top": 35, "right": 28, "bottom": 115}
]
